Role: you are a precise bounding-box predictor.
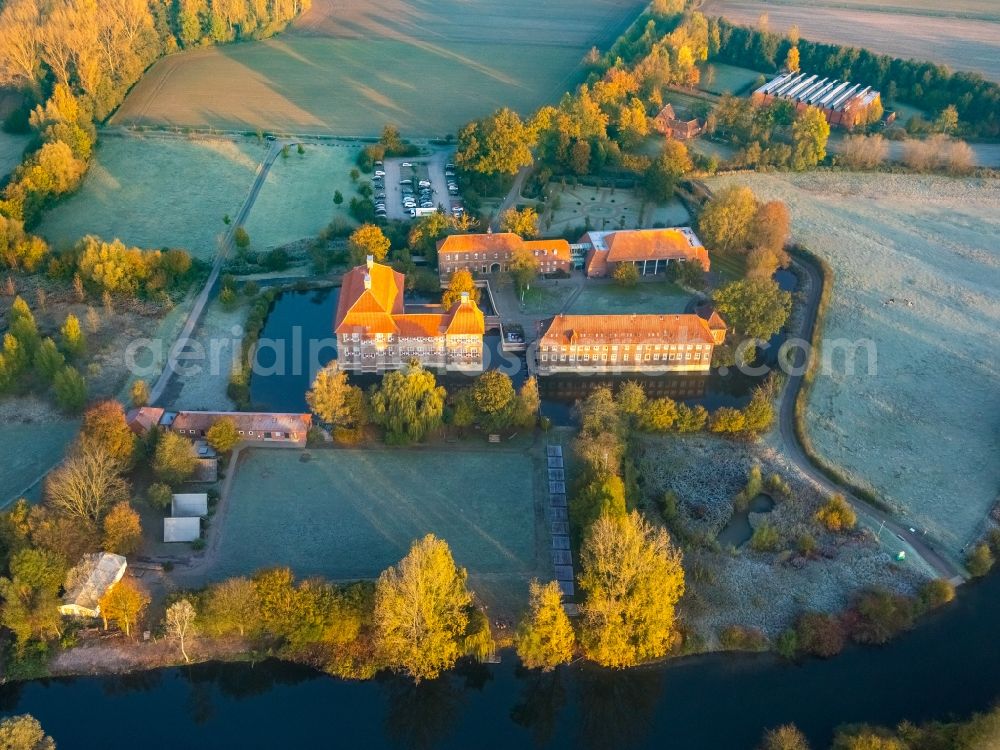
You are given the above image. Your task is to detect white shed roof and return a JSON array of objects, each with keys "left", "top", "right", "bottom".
[
  {"left": 172, "top": 493, "right": 208, "bottom": 517},
  {"left": 164, "top": 517, "right": 201, "bottom": 543}
]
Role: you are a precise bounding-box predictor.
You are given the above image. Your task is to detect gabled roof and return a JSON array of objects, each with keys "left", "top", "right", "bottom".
[
  {"left": 695, "top": 303, "right": 727, "bottom": 331},
  {"left": 125, "top": 407, "right": 164, "bottom": 435},
  {"left": 60, "top": 553, "right": 127, "bottom": 616},
  {"left": 335, "top": 262, "right": 405, "bottom": 335},
  {"left": 171, "top": 411, "right": 311, "bottom": 434},
  {"left": 540, "top": 314, "right": 716, "bottom": 346},
  {"left": 604, "top": 228, "right": 705, "bottom": 263},
  {"left": 444, "top": 299, "right": 486, "bottom": 336},
  {"left": 437, "top": 233, "right": 572, "bottom": 261}
]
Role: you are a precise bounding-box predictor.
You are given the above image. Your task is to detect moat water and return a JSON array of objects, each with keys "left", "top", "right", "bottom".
[
  {"left": 248, "top": 287, "right": 768, "bottom": 422},
  {"left": 3, "top": 572, "right": 998, "bottom": 749}
]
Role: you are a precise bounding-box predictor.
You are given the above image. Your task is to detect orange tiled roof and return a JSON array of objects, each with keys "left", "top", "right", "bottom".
[
  {"left": 438, "top": 233, "right": 571, "bottom": 261},
  {"left": 335, "top": 262, "right": 405, "bottom": 335},
  {"left": 540, "top": 314, "right": 716, "bottom": 347},
  {"left": 172, "top": 411, "right": 311, "bottom": 434},
  {"left": 395, "top": 314, "right": 445, "bottom": 337},
  {"left": 695, "top": 303, "right": 727, "bottom": 330},
  {"left": 445, "top": 300, "right": 486, "bottom": 335},
  {"left": 605, "top": 229, "right": 705, "bottom": 263}
]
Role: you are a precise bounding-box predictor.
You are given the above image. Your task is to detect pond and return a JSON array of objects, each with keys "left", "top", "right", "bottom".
[
  {"left": 717, "top": 493, "right": 776, "bottom": 548},
  {"left": 3, "top": 572, "right": 1000, "bottom": 750}
]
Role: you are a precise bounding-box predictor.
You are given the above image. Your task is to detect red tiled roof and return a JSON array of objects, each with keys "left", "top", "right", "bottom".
[
  {"left": 126, "top": 407, "right": 164, "bottom": 435},
  {"left": 335, "top": 263, "right": 405, "bottom": 335},
  {"left": 437, "top": 233, "right": 571, "bottom": 261},
  {"left": 605, "top": 229, "right": 705, "bottom": 263},
  {"left": 444, "top": 300, "right": 485, "bottom": 336},
  {"left": 540, "top": 314, "right": 716, "bottom": 347},
  {"left": 171, "top": 411, "right": 311, "bottom": 434},
  {"left": 695, "top": 303, "right": 727, "bottom": 330}
]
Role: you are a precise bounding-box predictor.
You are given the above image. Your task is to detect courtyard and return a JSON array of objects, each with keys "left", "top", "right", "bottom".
[{"left": 201, "top": 447, "right": 549, "bottom": 614}]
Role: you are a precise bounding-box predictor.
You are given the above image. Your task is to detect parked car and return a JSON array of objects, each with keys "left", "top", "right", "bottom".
[
  {"left": 399, "top": 178, "right": 412, "bottom": 185},
  {"left": 418, "top": 180, "right": 431, "bottom": 188},
  {"left": 401, "top": 161, "right": 413, "bottom": 168},
  {"left": 445, "top": 162, "right": 455, "bottom": 170},
  {"left": 374, "top": 169, "right": 385, "bottom": 177}
]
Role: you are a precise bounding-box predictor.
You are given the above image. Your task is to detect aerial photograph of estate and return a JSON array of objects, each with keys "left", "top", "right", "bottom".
[{"left": 0, "top": 0, "right": 997, "bottom": 747}]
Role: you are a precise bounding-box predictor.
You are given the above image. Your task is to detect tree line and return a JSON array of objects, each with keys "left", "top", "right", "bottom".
[{"left": 710, "top": 16, "right": 1000, "bottom": 138}]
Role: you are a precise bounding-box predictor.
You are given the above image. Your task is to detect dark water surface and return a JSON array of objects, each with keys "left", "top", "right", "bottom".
[{"left": 1, "top": 572, "right": 999, "bottom": 749}]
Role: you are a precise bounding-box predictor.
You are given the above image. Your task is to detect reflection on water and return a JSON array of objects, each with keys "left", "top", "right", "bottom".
[{"left": 3, "top": 572, "right": 1000, "bottom": 750}]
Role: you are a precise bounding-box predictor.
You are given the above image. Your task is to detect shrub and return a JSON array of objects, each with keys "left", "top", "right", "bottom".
[
  {"left": 847, "top": 588, "right": 915, "bottom": 645},
  {"left": 815, "top": 495, "right": 857, "bottom": 533},
  {"left": 233, "top": 227, "right": 250, "bottom": 249},
  {"left": 775, "top": 628, "right": 798, "bottom": 659},
  {"left": 749, "top": 522, "right": 781, "bottom": 552},
  {"left": 719, "top": 624, "right": 768, "bottom": 651},
  {"left": 917, "top": 579, "right": 955, "bottom": 611},
  {"left": 147, "top": 482, "right": 173, "bottom": 510},
  {"left": 795, "top": 611, "right": 845, "bottom": 658},
  {"left": 966, "top": 542, "right": 995, "bottom": 578}
]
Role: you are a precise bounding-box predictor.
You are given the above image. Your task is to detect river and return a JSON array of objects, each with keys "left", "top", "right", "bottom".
[{"left": 2, "top": 573, "right": 997, "bottom": 750}]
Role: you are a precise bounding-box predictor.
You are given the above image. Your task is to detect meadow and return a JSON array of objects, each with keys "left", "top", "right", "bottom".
[
  {"left": 0, "top": 415, "right": 80, "bottom": 507},
  {"left": 568, "top": 281, "right": 691, "bottom": 316},
  {"left": 708, "top": 172, "right": 1000, "bottom": 548},
  {"left": 110, "top": 0, "right": 648, "bottom": 136},
  {"left": 209, "top": 447, "right": 548, "bottom": 612},
  {"left": 242, "top": 142, "right": 360, "bottom": 250},
  {"left": 698, "top": 62, "right": 763, "bottom": 96},
  {"left": 701, "top": 0, "right": 1000, "bottom": 81},
  {"left": 38, "top": 135, "right": 263, "bottom": 259}
]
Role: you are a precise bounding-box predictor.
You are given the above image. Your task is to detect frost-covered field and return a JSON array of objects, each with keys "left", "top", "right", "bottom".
[
  {"left": 0, "top": 132, "right": 29, "bottom": 180},
  {"left": 709, "top": 173, "right": 1000, "bottom": 547},
  {"left": 39, "top": 135, "right": 264, "bottom": 259},
  {"left": 639, "top": 434, "right": 925, "bottom": 638},
  {"left": 242, "top": 142, "right": 359, "bottom": 250}
]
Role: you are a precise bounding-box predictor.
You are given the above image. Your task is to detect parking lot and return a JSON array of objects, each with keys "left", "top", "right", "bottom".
[{"left": 376, "top": 149, "right": 463, "bottom": 222}]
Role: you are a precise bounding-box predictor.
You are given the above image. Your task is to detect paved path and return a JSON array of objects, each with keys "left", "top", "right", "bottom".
[
  {"left": 148, "top": 140, "right": 284, "bottom": 406},
  {"left": 490, "top": 165, "right": 532, "bottom": 230},
  {"left": 777, "top": 254, "right": 965, "bottom": 582}
]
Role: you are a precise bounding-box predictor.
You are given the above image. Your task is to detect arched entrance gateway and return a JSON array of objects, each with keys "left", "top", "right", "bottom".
[{"left": 490, "top": 262, "right": 501, "bottom": 274}]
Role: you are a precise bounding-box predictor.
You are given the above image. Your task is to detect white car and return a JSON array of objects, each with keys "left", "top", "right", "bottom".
[
  {"left": 418, "top": 180, "right": 431, "bottom": 188},
  {"left": 401, "top": 162, "right": 413, "bottom": 168},
  {"left": 373, "top": 169, "right": 385, "bottom": 177}
]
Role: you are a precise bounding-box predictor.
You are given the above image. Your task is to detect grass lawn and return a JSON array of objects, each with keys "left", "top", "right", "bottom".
[
  {"left": 709, "top": 172, "right": 1000, "bottom": 547},
  {"left": 698, "top": 62, "right": 764, "bottom": 96},
  {"left": 0, "top": 419, "right": 80, "bottom": 507},
  {"left": 243, "top": 142, "right": 361, "bottom": 250},
  {"left": 520, "top": 284, "right": 577, "bottom": 316},
  {"left": 38, "top": 135, "right": 264, "bottom": 259},
  {"left": 709, "top": 250, "right": 746, "bottom": 282},
  {"left": 568, "top": 280, "right": 691, "bottom": 315},
  {"left": 210, "top": 448, "right": 547, "bottom": 610}
]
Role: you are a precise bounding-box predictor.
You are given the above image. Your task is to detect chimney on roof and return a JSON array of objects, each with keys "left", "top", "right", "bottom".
[
  {"left": 363, "top": 272, "right": 372, "bottom": 290},
  {"left": 460, "top": 291, "right": 469, "bottom": 304},
  {"left": 366, "top": 254, "right": 374, "bottom": 269},
  {"left": 487, "top": 226, "right": 493, "bottom": 235}
]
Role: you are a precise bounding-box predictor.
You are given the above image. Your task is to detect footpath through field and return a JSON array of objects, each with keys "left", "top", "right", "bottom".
[{"left": 148, "top": 138, "right": 284, "bottom": 406}]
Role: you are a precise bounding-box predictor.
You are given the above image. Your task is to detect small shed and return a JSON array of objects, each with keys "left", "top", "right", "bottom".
[
  {"left": 59, "top": 553, "right": 128, "bottom": 618},
  {"left": 171, "top": 493, "right": 208, "bottom": 517},
  {"left": 164, "top": 517, "right": 201, "bottom": 543}
]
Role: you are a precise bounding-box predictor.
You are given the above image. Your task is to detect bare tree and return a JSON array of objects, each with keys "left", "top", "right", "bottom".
[
  {"left": 44, "top": 447, "right": 129, "bottom": 524},
  {"left": 165, "top": 599, "right": 197, "bottom": 664}
]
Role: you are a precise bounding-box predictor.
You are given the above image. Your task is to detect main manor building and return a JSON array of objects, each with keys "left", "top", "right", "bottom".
[{"left": 334, "top": 258, "right": 485, "bottom": 372}]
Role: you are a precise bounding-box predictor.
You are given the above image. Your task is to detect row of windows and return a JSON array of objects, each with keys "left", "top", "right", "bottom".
[
  {"left": 540, "top": 352, "right": 703, "bottom": 362},
  {"left": 441, "top": 249, "right": 564, "bottom": 261},
  {"left": 543, "top": 343, "right": 708, "bottom": 352}
]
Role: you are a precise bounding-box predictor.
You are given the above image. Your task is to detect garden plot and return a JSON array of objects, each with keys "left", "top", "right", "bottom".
[
  {"left": 242, "top": 142, "right": 361, "bottom": 250},
  {"left": 207, "top": 448, "right": 547, "bottom": 612},
  {"left": 0, "top": 132, "right": 29, "bottom": 180},
  {"left": 568, "top": 280, "right": 691, "bottom": 315},
  {"left": 38, "top": 135, "right": 264, "bottom": 259},
  {"left": 701, "top": 0, "right": 1000, "bottom": 81},
  {"left": 544, "top": 184, "right": 646, "bottom": 236},
  {"left": 708, "top": 172, "right": 1000, "bottom": 547}
]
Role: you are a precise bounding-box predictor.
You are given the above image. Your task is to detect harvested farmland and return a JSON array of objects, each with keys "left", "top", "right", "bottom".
[{"left": 110, "top": 0, "right": 647, "bottom": 136}]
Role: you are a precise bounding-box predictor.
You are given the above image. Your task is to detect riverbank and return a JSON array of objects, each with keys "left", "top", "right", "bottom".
[{"left": 4, "top": 571, "right": 1000, "bottom": 750}]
